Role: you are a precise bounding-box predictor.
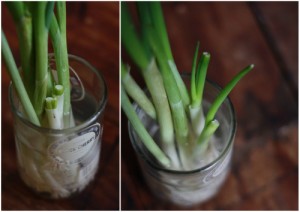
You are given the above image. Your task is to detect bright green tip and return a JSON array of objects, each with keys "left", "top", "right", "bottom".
[
  {"left": 54, "top": 84, "right": 64, "bottom": 96},
  {"left": 45, "top": 96, "right": 58, "bottom": 110}
]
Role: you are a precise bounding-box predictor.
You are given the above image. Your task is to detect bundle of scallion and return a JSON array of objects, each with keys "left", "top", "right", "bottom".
[
  {"left": 121, "top": 2, "right": 254, "bottom": 170},
  {"left": 2, "top": 2, "right": 82, "bottom": 198},
  {"left": 2, "top": 1, "right": 73, "bottom": 129}
]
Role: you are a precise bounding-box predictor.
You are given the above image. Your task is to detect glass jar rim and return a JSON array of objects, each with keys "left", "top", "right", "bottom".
[
  {"left": 128, "top": 76, "right": 237, "bottom": 175},
  {"left": 9, "top": 54, "right": 108, "bottom": 135}
]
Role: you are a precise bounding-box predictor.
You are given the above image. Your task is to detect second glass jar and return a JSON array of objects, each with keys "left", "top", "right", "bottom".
[{"left": 128, "top": 77, "right": 236, "bottom": 206}]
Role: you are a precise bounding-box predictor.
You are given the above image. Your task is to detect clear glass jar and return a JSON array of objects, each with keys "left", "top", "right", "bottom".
[
  {"left": 128, "top": 77, "right": 236, "bottom": 206},
  {"left": 9, "top": 54, "right": 107, "bottom": 199}
]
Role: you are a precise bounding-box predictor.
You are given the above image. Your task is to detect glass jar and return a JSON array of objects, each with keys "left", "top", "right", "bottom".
[
  {"left": 128, "top": 77, "right": 236, "bottom": 206},
  {"left": 9, "top": 54, "right": 107, "bottom": 199}
]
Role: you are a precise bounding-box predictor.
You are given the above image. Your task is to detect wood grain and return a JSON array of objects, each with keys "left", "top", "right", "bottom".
[
  {"left": 2, "top": 2, "right": 119, "bottom": 210},
  {"left": 121, "top": 2, "right": 298, "bottom": 210}
]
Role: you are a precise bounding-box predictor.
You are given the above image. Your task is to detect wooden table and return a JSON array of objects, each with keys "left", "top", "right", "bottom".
[
  {"left": 2, "top": 2, "right": 119, "bottom": 210},
  {"left": 121, "top": 2, "right": 298, "bottom": 210}
]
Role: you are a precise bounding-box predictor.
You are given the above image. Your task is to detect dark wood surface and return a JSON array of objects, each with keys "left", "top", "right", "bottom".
[
  {"left": 121, "top": 2, "right": 298, "bottom": 210},
  {"left": 2, "top": 2, "right": 119, "bottom": 210}
]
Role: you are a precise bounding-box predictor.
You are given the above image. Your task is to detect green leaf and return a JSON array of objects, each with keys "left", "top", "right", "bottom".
[
  {"left": 206, "top": 64, "right": 254, "bottom": 125},
  {"left": 45, "top": 2, "right": 55, "bottom": 29}
]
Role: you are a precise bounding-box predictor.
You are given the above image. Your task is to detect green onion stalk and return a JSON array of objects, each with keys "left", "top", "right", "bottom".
[
  {"left": 121, "top": 2, "right": 254, "bottom": 170},
  {"left": 49, "top": 2, "right": 72, "bottom": 128}
]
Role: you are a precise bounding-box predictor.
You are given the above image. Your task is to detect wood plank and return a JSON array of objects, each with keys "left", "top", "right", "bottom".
[
  {"left": 249, "top": 2, "right": 298, "bottom": 94},
  {"left": 83, "top": 142, "right": 120, "bottom": 210},
  {"left": 121, "top": 2, "right": 298, "bottom": 210}
]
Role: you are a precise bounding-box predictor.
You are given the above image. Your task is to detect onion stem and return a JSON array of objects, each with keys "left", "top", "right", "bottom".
[
  {"left": 148, "top": 2, "right": 190, "bottom": 108},
  {"left": 45, "top": 96, "right": 61, "bottom": 129},
  {"left": 32, "top": 2, "right": 51, "bottom": 118},
  {"left": 196, "top": 119, "right": 220, "bottom": 155},
  {"left": 121, "top": 87, "right": 171, "bottom": 167},
  {"left": 53, "top": 84, "right": 64, "bottom": 128},
  {"left": 2, "top": 31, "right": 40, "bottom": 126},
  {"left": 192, "top": 52, "right": 210, "bottom": 108},
  {"left": 205, "top": 64, "right": 254, "bottom": 125},
  {"left": 121, "top": 3, "right": 149, "bottom": 71},
  {"left": 121, "top": 62, "right": 156, "bottom": 120},
  {"left": 6, "top": 2, "right": 35, "bottom": 100},
  {"left": 49, "top": 2, "right": 71, "bottom": 125}
]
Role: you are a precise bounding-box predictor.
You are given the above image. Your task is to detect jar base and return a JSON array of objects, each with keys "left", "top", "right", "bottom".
[{"left": 19, "top": 166, "right": 99, "bottom": 200}]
